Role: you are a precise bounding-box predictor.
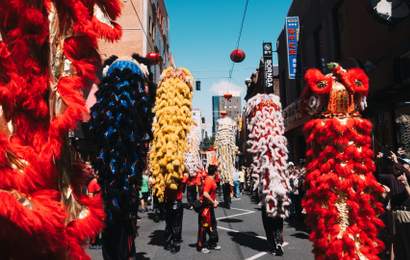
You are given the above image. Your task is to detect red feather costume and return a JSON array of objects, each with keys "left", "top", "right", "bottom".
[
  {"left": 302, "top": 63, "right": 384, "bottom": 259},
  {"left": 0, "top": 1, "right": 121, "bottom": 259}
]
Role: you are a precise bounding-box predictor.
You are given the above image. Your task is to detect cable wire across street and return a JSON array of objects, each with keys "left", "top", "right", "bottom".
[{"left": 228, "top": 0, "right": 250, "bottom": 80}]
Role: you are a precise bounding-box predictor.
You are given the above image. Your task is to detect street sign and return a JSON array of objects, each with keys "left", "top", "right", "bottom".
[
  {"left": 285, "top": 16, "right": 299, "bottom": 79},
  {"left": 263, "top": 42, "right": 273, "bottom": 91}
]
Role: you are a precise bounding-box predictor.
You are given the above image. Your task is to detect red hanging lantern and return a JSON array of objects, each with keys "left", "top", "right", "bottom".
[
  {"left": 145, "top": 52, "right": 161, "bottom": 64},
  {"left": 230, "top": 49, "right": 246, "bottom": 63},
  {"left": 223, "top": 93, "right": 233, "bottom": 100}
]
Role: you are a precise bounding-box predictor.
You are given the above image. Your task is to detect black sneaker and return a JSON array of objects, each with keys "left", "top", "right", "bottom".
[
  {"left": 275, "top": 244, "right": 284, "bottom": 256},
  {"left": 170, "top": 245, "right": 180, "bottom": 254}
]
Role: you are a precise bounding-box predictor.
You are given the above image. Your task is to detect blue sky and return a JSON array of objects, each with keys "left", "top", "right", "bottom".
[{"left": 165, "top": 0, "right": 292, "bottom": 135}]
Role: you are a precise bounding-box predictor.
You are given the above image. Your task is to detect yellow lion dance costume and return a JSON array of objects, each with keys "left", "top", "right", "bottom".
[{"left": 149, "top": 67, "right": 193, "bottom": 201}]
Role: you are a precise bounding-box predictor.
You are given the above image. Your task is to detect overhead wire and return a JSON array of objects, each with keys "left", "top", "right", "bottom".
[
  {"left": 228, "top": 0, "right": 250, "bottom": 80},
  {"left": 130, "top": 0, "right": 155, "bottom": 50}
]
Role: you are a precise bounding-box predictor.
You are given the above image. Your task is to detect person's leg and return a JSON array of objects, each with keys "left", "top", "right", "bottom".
[
  {"left": 102, "top": 220, "right": 129, "bottom": 260},
  {"left": 394, "top": 222, "right": 410, "bottom": 260},
  {"left": 186, "top": 186, "right": 192, "bottom": 207},
  {"left": 229, "top": 185, "right": 233, "bottom": 202},
  {"left": 140, "top": 199, "right": 145, "bottom": 211},
  {"left": 193, "top": 187, "right": 198, "bottom": 202},
  {"left": 175, "top": 202, "right": 184, "bottom": 243},
  {"left": 164, "top": 204, "right": 174, "bottom": 250},
  {"left": 223, "top": 183, "right": 231, "bottom": 209},
  {"left": 273, "top": 217, "right": 284, "bottom": 255},
  {"left": 222, "top": 184, "right": 228, "bottom": 208},
  {"left": 197, "top": 208, "right": 208, "bottom": 251},
  {"left": 226, "top": 183, "right": 231, "bottom": 208},
  {"left": 168, "top": 202, "right": 183, "bottom": 253},
  {"left": 189, "top": 186, "right": 196, "bottom": 207},
  {"left": 235, "top": 181, "right": 240, "bottom": 197},
  {"left": 261, "top": 207, "right": 275, "bottom": 253},
  {"left": 208, "top": 207, "right": 219, "bottom": 249},
  {"left": 153, "top": 195, "right": 160, "bottom": 222}
]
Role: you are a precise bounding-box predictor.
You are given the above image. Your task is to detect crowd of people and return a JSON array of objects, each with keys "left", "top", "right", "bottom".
[
  {"left": 376, "top": 148, "right": 410, "bottom": 260},
  {"left": 84, "top": 145, "right": 410, "bottom": 259},
  {"left": 127, "top": 161, "right": 307, "bottom": 256}
]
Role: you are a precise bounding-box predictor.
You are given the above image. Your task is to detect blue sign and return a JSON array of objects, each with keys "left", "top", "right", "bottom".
[{"left": 285, "top": 16, "right": 299, "bottom": 79}]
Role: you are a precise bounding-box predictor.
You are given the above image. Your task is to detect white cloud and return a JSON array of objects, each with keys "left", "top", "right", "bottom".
[{"left": 209, "top": 80, "right": 243, "bottom": 97}]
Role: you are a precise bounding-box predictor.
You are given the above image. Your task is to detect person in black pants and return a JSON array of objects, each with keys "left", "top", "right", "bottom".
[
  {"left": 164, "top": 200, "right": 184, "bottom": 253},
  {"left": 222, "top": 182, "right": 231, "bottom": 209},
  {"left": 164, "top": 179, "right": 186, "bottom": 253},
  {"left": 261, "top": 205, "right": 284, "bottom": 256}
]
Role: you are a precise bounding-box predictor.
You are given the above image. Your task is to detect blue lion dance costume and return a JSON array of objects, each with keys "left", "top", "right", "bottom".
[{"left": 88, "top": 55, "right": 155, "bottom": 259}]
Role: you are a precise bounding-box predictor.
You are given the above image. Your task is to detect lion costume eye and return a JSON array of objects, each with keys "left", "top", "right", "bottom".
[
  {"left": 317, "top": 80, "right": 328, "bottom": 88},
  {"left": 304, "top": 68, "right": 332, "bottom": 94},
  {"left": 345, "top": 68, "right": 369, "bottom": 95}
]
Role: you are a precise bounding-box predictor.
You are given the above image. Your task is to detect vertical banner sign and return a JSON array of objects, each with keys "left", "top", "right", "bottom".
[
  {"left": 285, "top": 16, "right": 299, "bottom": 79},
  {"left": 263, "top": 42, "right": 273, "bottom": 91}
]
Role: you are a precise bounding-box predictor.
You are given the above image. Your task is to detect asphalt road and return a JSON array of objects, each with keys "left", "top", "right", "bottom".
[{"left": 88, "top": 194, "right": 314, "bottom": 260}]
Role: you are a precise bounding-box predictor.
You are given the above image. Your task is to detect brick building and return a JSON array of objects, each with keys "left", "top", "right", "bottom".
[{"left": 99, "top": 0, "right": 170, "bottom": 81}]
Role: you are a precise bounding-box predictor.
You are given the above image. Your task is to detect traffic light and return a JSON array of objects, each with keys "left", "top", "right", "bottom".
[{"left": 196, "top": 80, "right": 201, "bottom": 90}]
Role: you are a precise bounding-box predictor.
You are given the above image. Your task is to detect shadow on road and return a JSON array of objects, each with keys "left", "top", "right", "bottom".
[
  {"left": 135, "top": 252, "right": 150, "bottom": 260},
  {"left": 286, "top": 215, "right": 309, "bottom": 233},
  {"left": 148, "top": 230, "right": 166, "bottom": 247},
  {"left": 219, "top": 218, "right": 243, "bottom": 223},
  {"left": 226, "top": 231, "right": 268, "bottom": 252},
  {"left": 290, "top": 232, "right": 309, "bottom": 239}
]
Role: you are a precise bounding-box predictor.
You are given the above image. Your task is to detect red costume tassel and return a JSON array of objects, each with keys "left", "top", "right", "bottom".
[{"left": 0, "top": 1, "right": 121, "bottom": 259}]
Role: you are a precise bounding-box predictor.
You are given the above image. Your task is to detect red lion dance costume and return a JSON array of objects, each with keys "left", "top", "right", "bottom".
[
  {"left": 0, "top": 1, "right": 121, "bottom": 259},
  {"left": 302, "top": 63, "right": 384, "bottom": 259}
]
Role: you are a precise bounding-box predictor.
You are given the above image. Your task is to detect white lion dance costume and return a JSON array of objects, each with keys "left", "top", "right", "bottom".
[
  {"left": 215, "top": 116, "right": 238, "bottom": 184},
  {"left": 245, "top": 94, "right": 290, "bottom": 217},
  {"left": 185, "top": 123, "right": 203, "bottom": 177}
]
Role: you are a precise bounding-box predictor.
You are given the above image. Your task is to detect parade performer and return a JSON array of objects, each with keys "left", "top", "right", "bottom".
[
  {"left": 197, "top": 164, "right": 221, "bottom": 254},
  {"left": 185, "top": 122, "right": 204, "bottom": 208},
  {"left": 0, "top": 1, "right": 121, "bottom": 259},
  {"left": 149, "top": 67, "right": 194, "bottom": 252},
  {"left": 88, "top": 55, "right": 155, "bottom": 259},
  {"left": 302, "top": 63, "right": 384, "bottom": 259},
  {"left": 215, "top": 114, "right": 238, "bottom": 209},
  {"left": 245, "top": 93, "right": 290, "bottom": 255}
]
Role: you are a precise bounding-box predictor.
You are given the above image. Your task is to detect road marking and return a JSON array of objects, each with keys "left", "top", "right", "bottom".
[
  {"left": 245, "top": 252, "right": 267, "bottom": 260},
  {"left": 230, "top": 207, "right": 252, "bottom": 212},
  {"left": 217, "top": 226, "right": 240, "bottom": 233},
  {"left": 216, "top": 211, "right": 255, "bottom": 220},
  {"left": 232, "top": 198, "right": 241, "bottom": 201}
]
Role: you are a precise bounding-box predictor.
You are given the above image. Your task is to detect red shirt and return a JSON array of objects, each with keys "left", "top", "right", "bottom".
[
  {"left": 187, "top": 175, "right": 200, "bottom": 186},
  {"left": 87, "top": 178, "right": 100, "bottom": 196},
  {"left": 200, "top": 176, "right": 217, "bottom": 202},
  {"left": 166, "top": 177, "right": 187, "bottom": 202}
]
